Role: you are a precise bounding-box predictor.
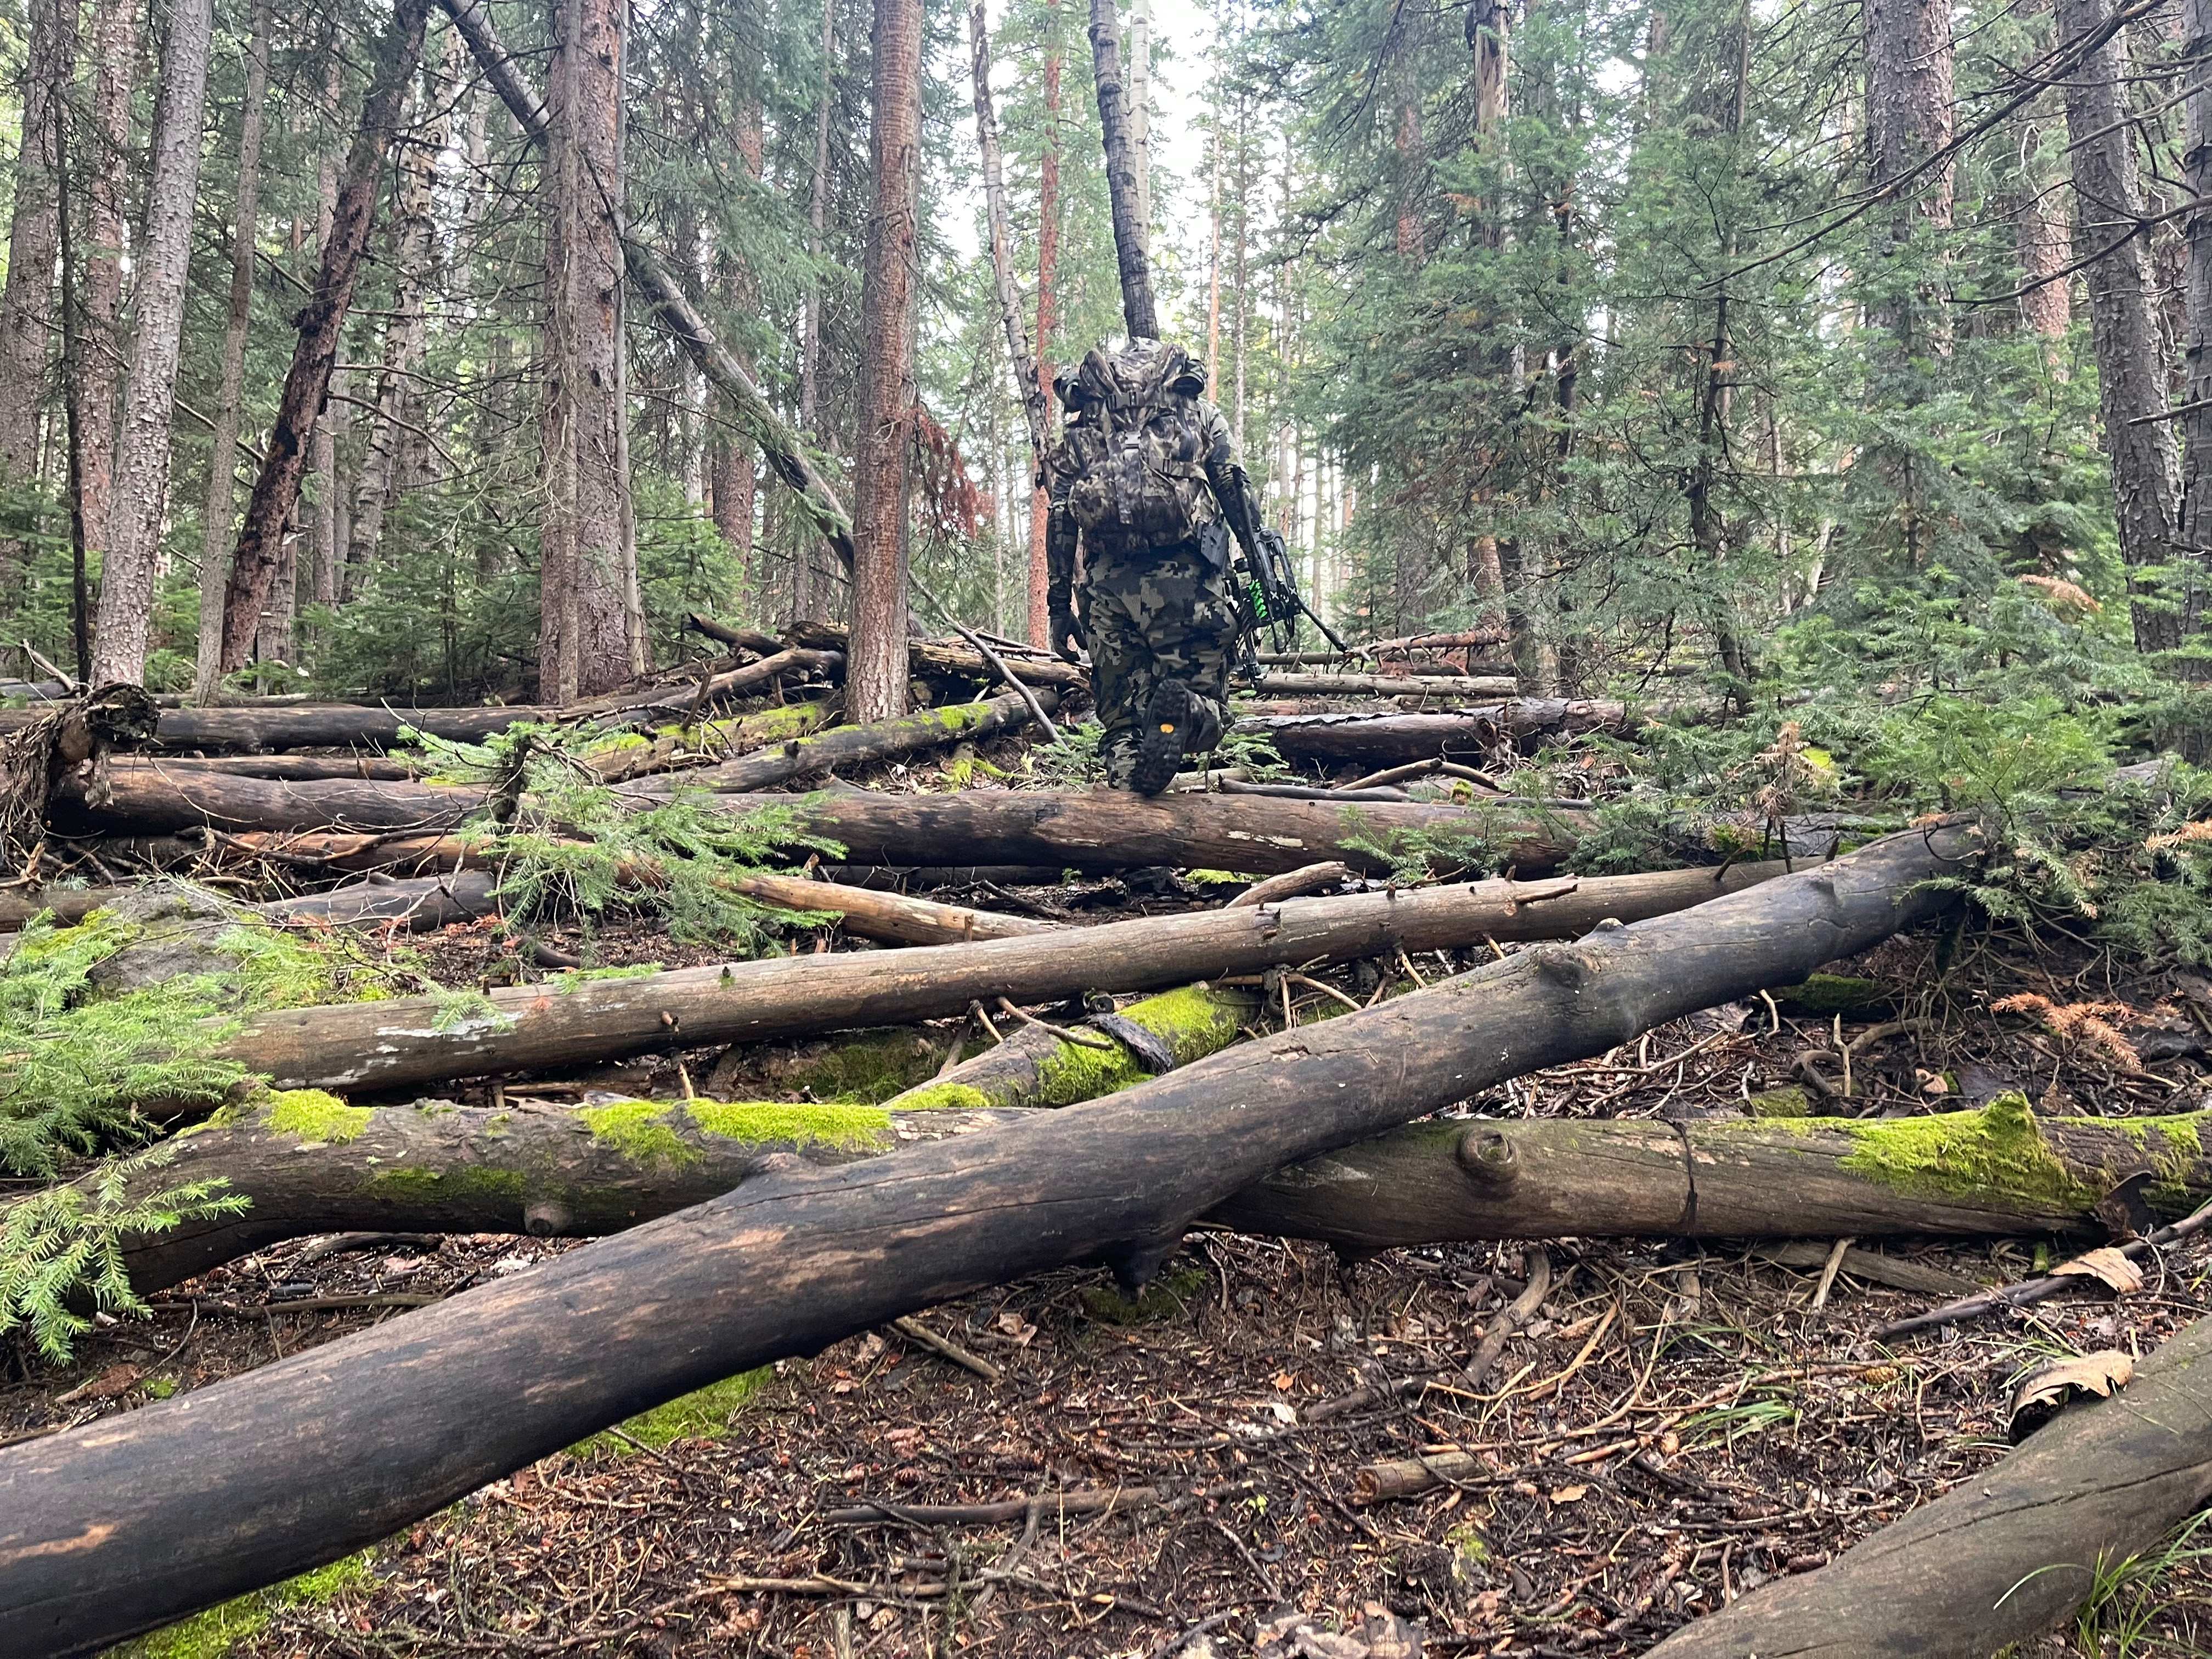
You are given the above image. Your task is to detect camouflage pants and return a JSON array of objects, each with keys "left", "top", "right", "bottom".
[{"left": 1081, "top": 541, "right": 1238, "bottom": 787}]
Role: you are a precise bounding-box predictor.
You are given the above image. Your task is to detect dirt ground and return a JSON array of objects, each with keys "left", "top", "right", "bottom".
[{"left": 8, "top": 904, "right": 2212, "bottom": 1659}]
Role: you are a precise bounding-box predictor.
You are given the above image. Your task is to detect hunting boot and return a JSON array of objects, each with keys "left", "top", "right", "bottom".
[{"left": 1130, "top": 681, "right": 1196, "bottom": 797}]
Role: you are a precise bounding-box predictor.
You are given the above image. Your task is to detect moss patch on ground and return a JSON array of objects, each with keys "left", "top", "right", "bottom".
[
  {"left": 120, "top": 1551, "right": 375, "bottom": 1659},
  {"left": 577, "top": 1367, "right": 771, "bottom": 1455},
  {"left": 1835, "top": 1093, "right": 2103, "bottom": 1210},
  {"left": 1080, "top": 1258, "right": 1213, "bottom": 1325}
]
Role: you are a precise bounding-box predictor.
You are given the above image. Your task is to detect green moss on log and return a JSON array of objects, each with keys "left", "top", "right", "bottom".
[
  {"left": 365, "top": 1164, "right": 528, "bottom": 1204},
  {"left": 751, "top": 1027, "right": 947, "bottom": 1103},
  {"left": 1833, "top": 1093, "right": 2103, "bottom": 1210},
  {"left": 578, "top": 1099, "right": 699, "bottom": 1169},
  {"left": 890, "top": 1080, "right": 992, "bottom": 1113},
  {"left": 685, "top": 1099, "right": 892, "bottom": 1151},
  {"left": 262, "top": 1089, "right": 371, "bottom": 1146},
  {"left": 1746, "top": 1085, "right": 1813, "bottom": 1119}
]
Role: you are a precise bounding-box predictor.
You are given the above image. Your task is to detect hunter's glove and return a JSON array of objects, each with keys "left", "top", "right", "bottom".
[{"left": 1049, "top": 592, "right": 1087, "bottom": 664}]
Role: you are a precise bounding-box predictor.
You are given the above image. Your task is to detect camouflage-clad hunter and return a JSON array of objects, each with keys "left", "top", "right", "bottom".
[{"left": 1043, "top": 337, "right": 1268, "bottom": 795}]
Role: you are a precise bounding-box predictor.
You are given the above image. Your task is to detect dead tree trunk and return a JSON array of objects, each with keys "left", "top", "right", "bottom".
[
  {"left": 1086, "top": 0, "right": 1157, "bottom": 338},
  {"left": 69, "top": 0, "right": 134, "bottom": 577},
  {"left": 2179, "top": 0, "right": 2212, "bottom": 645},
  {"left": 969, "top": 2, "right": 1051, "bottom": 469},
  {"left": 90, "top": 0, "right": 212, "bottom": 684},
  {"left": 75, "top": 1094, "right": 2212, "bottom": 1299},
  {"left": 0, "top": 827, "right": 1976, "bottom": 1649},
  {"left": 1646, "top": 1311, "right": 2212, "bottom": 1659},
  {"left": 52, "top": 769, "right": 1593, "bottom": 873},
  {"left": 0, "top": 0, "right": 70, "bottom": 531},
  {"left": 220, "top": 0, "right": 433, "bottom": 674}
]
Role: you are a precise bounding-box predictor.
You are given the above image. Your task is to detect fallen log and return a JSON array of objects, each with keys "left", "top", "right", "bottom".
[
  {"left": 0, "top": 873, "right": 504, "bottom": 936},
  {"left": 584, "top": 698, "right": 841, "bottom": 783},
  {"left": 1239, "top": 701, "right": 1664, "bottom": 761},
  {"left": 588, "top": 647, "right": 843, "bottom": 719},
  {"left": 1209, "top": 1096, "right": 2212, "bottom": 1250},
  {"left": 53, "top": 775, "right": 1588, "bottom": 875},
  {"left": 0, "top": 826, "right": 1979, "bottom": 1650},
  {"left": 650, "top": 690, "right": 1058, "bottom": 795},
  {"left": 785, "top": 618, "right": 1088, "bottom": 689},
  {"left": 1250, "top": 673, "right": 1518, "bottom": 698},
  {"left": 0, "top": 702, "right": 560, "bottom": 749},
  {"left": 1644, "top": 1311, "right": 2212, "bottom": 1659},
  {"left": 211, "top": 866, "right": 1770, "bottom": 1096},
  {"left": 684, "top": 612, "right": 781, "bottom": 656},
  {"left": 144, "top": 754, "right": 423, "bottom": 782},
  {"left": 724, "top": 871, "right": 1053, "bottom": 945}
]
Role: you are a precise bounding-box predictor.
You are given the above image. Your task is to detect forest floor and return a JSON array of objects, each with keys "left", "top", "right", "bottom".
[{"left": 8, "top": 891, "right": 2212, "bottom": 1658}]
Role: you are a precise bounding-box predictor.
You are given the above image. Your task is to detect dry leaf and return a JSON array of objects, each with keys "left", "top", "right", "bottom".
[
  {"left": 995, "top": 1311, "right": 1036, "bottom": 1347},
  {"left": 2010, "top": 1350, "right": 2135, "bottom": 1442},
  {"left": 2051, "top": 1246, "right": 2145, "bottom": 1295},
  {"left": 1549, "top": 1484, "right": 1589, "bottom": 1504},
  {"left": 1273, "top": 1371, "right": 1297, "bottom": 1391}
]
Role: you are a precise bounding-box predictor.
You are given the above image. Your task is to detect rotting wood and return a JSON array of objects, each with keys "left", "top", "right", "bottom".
[
  {"left": 0, "top": 826, "right": 1981, "bottom": 1649},
  {"left": 1643, "top": 1311, "right": 2212, "bottom": 1659},
  {"left": 204, "top": 865, "right": 1775, "bottom": 1097}
]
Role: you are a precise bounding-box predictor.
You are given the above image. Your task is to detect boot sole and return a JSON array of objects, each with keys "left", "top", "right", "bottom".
[{"left": 1128, "top": 685, "right": 1189, "bottom": 797}]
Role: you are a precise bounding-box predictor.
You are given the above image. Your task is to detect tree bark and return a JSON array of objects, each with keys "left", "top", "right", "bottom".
[
  {"left": 710, "top": 0, "right": 765, "bottom": 584},
  {"left": 849, "top": 0, "right": 923, "bottom": 724},
  {"left": 155, "top": 865, "right": 1781, "bottom": 1098},
  {"left": 2058, "top": 0, "right": 2184, "bottom": 652},
  {"left": 1646, "top": 1311, "right": 2212, "bottom": 1659},
  {"left": 71, "top": 0, "right": 136, "bottom": 579},
  {"left": 783, "top": 617, "right": 1087, "bottom": 686},
  {"left": 2179, "top": 0, "right": 2212, "bottom": 644},
  {"left": 1086, "top": 0, "right": 1157, "bottom": 338},
  {"left": 1251, "top": 673, "right": 1519, "bottom": 698},
  {"left": 1128, "top": 0, "right": 1150, "bottom": 234},
  {"left": 89, "top": 0, "right": 212, "bottom": 684},
  {"left": 0, "top": 0, "right": 71, "bottom": 524},
  {"left": 1027, "top": 16, "right": 1061, "bottom": 646},
  {"left": 193, "top": 0, "right": 275, "bottom": 706},
  {"left": 219, "top": 0, "right": 433, "bottom": 674},
  {"left": 970, "top": 3, "right": 1051, "bottom": 471},
  {"left": 1864, "top": 0, "right": 1955, "bottom": 325},
  {"left": 541, "top": 0, "right": 634, "bottom": 701},
  {"left": 0, "top": 829, "right": 1973, "bottom": 1650},
  {"left": 346, "top": 35, "right": 453, "bottom": 592}
]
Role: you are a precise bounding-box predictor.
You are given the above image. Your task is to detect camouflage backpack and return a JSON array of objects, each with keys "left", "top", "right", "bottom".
[{"left": 1058, "top": 338, "right": 1218, "bottom": 554}]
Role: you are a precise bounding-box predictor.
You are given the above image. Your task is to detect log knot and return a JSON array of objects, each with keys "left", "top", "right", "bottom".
[
  {"left": 1527, "top": 943, "right": 1603, "bottom": 990},
  {"left": 1455, "top": 1128, "right": 1520, "bottom": 1191}
]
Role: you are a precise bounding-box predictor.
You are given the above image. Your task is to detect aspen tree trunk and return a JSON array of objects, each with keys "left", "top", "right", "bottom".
[
  {"left": 1087, "top": 0, "right": 1157, "bottom": 338},
  {"left": 1026, "top": 8, "right": 1062, "bottom": 648},
  {"left": 347, "top": 40, "right": 450, "bottom": 592},
  {"left": 221, "top": 0, "right": 432, "bottom": 674},
  {"left": 541, "top": 0, "right": 634, "bottom": 700},
  {"left": 73, "top": 0, "right": 135, "bottom": 578},
  {"left": 0, "top": 0, "right": 71, "bottom": 519},
  {"left": 93, "top": 0, "right": 213, "bottom": 684},
  {"left": 2179, "top": 0, "right": 2212, "bottom": 642},
  {"left": 2058, "top": 0, "right": 2185, "bottom": 651},
  {"left": 970, "top": 2, "right": 1050, "bottom": 472},
  {"left": 193, "top": 0, "right": 275, "bottom": 706},
  {"left": 849, "top": 0, "right": 922, "bottom": 723}
]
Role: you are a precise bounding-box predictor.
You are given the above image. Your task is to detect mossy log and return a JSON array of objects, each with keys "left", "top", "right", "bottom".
[
  {"left": 1210, "top": 1096, "right": 2212, "bottom": 1249},
  {"left": 99, "top": 1092, "right": 2211, "bottom": 1299},
  {"left": 51, "top": 771, "right": 1584, "bottom": 875},
  {"left": 0, "top": 826, "right": 1978, "bottom": 1650},
  {"left": 646, "top": 689, "right": 1058, "bottom": 795},
  {"left": 0, "top": 702, "right": 557, "bottom": 750},
  {"left": 1645, "top": 1310, "right": 2212, "bottom": 1659},
  {"left": 208, "top": 864, "right": 1788, "bottom": 1097},
  {"left": 586, "top": 698, "right": 839, "bottom": 783},
  {"left": 890, "top": 984, "right": 1262, "bottom": 1111},
  {"left": 0, "top": 874, "right": 502, "bottom": 934}
]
